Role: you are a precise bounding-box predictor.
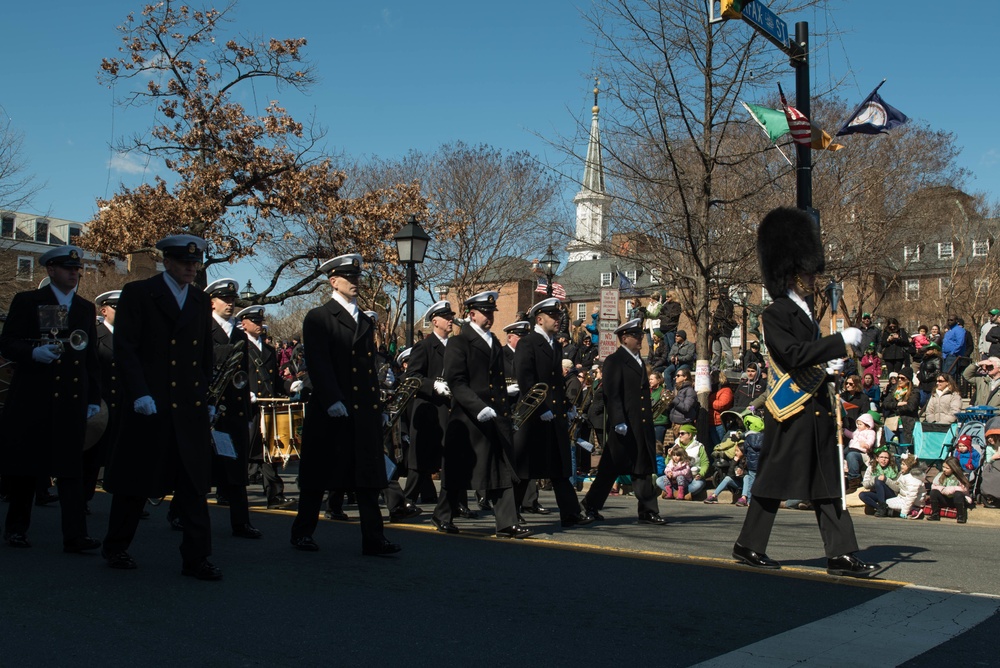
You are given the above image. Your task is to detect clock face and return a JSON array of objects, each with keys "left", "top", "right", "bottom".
[{"left": 850, "top": 102, "right": 887, "bottom": 127}]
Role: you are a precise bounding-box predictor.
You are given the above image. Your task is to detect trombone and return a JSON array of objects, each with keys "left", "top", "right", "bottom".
[{"left": 512, "top": 383, "right": 548, "bottom": 431}]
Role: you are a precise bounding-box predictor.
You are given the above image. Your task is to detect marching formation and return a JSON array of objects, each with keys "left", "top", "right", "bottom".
[{"left": 0, "top": 208, "right": 884, "bottom": 581}]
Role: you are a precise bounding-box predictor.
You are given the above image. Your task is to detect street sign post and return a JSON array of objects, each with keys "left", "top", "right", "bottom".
[
  {"left": 741, "top": 1, "right": 790, "bottom": 53},
  {"left": 598, "top": 288, "right": 620, "bottom": 360},
  {"left": 600, "top": 288, "right": 620, "bottom": 320}
]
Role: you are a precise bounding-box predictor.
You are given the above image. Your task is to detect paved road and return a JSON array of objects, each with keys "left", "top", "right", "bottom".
[{"left": 1, "top": 482, "right": 997, "bottom": 666}]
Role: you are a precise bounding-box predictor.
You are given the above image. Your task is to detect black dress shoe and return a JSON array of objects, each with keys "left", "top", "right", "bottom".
[
  {"left": 457, "top": 505, "right": 479, "bottom": 519},
  {"left": 580, "top": 501, "right": 604, "bottom": 521},
  {"left": 517, "top": 513, "right": 526, "bottom": 524},
  {"left": 34, "top": 492, "right": 59, "bottom": 506},
  {"left": 64, "top": 536, "right": 102, "bottom": 553},
  {"left": 432, "top": 517, "right": 461, "bottom": 534},
  {"left": 267, "top": 497, "right": 296, "bottom": 510},
  {"left": 638, "top": 512, "right": 669, "bottom": 526},
  {"left": 362, "top": 537, "right": 402, "bottom": 556},
  {"left": 167, "top": 515, "right": 184, "bottom": 531},
  {"left": 182, "top": 559, "right": 224, "bottom": 581},
  {"left": 389, "top": 503, "right": 423, "bottom": 523},
  {"left": 102, "top": 549, "right": 138, "bottom": 569},
  {"left": 524, "top": 503, "right": 552, "bottom": 515},
  {"left": 732, "top": 542, "right": 780, "bottom": 570},
  {"left": 561, "top": 512, "right": 595, "bottom": 527},
  {"left": 290, "top": 536, "right": 320, "bottom": 551},
  {"left": 496, "top": 525, "right": 534, "bottom": 539},
  {"left": 324, "top": 510, "right": 350, "bottom": 521},
  {"left": 826, "top": 553, "right": 880, "bottom": 578},
  {"left": 4, "top": 532, "right": 31, "bottom": 548},
  {"left": 477, "top": 497, "right": 493, "bottom": 511},
  {"left": 232, "top": 524, "right": 263, "bottom": 539}
]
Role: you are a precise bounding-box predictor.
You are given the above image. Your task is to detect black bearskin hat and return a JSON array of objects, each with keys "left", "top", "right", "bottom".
[{"left": 757, "top": 207, "right": 825, "bottom": 299}]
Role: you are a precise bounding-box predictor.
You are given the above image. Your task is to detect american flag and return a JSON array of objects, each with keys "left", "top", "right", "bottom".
[
  {"left": 536, "top": 276, "right": 567, "bottom": 301},
  {"left": 778, "top": 83, "right": 812, "bottom": 146}
]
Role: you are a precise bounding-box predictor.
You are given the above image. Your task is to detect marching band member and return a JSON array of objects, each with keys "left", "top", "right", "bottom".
[
  {"left": 513, "top": 298, "right": 594, "bottom": 528},
  {"left": 83, "top": 290, "right": 122, "bottom": 508},
  {"left": 502, "top": 320, "right": 549, "bottom": 516},
  {"left": 238, "top": 305, "right": 294, "bottom": 510},
  {"left": 403, "top": 300, "right": 454, "bottom": 509},
  {"left": 289, "top": 254, "right": 400, "bottom": 556},
  {"left": 732, "top": 207, "right": 879, "bottom": 578},
  {"left": 436, "top": 291, "right": 529, "bottom": 538},
  {"left": 102, "top": 234, "right": 222, "bottom": 580},
  {"left": 0, "top": 245, "right": 101, "bottom": 552},
  {"left": 580, "top": 318, "right": 668, "bottom": 526},
  {"left": 201, "top": 279, "right": 261, "bottom": 539}
]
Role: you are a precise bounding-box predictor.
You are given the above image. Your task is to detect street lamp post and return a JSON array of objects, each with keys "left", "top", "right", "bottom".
[
  {"left": 824, "top": 280, "right": 843, "bottom": 334},
  {"left": 540, "top": 245, "right": 559, "bottom": 298},
  {"left": 736, "top": 285, "right": 751, "bottom": 361},
  {"left": 394, "top": 214, "right": 431, "bottom": 348},
  {"left": 240, "top": 280, "right": 257, "bottom": 302}
]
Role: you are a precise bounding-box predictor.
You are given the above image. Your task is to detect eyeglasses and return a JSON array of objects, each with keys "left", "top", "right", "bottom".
[
  {"left": 844, "top": 381, "right": 855, "bottom": 387},
  {"left": 936, "top": 378, "right": 947, "bottom": 383}
]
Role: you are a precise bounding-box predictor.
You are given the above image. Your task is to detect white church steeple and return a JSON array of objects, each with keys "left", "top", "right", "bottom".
[{"left": 567, "top": 77, "right": 611, "bottom": 263}]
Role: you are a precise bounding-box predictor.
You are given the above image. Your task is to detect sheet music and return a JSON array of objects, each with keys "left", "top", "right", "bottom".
[{"left": 212, "top": 429, "right": 238, "bottom": 459}]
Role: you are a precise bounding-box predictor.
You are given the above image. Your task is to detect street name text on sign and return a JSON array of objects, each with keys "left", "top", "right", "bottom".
[{"left": 742, "top": 1, "right": 790, "bottom": 53}]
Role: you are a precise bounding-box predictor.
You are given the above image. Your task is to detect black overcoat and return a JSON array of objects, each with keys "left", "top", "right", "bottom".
[
  {"left": 403, "top": 334, "right": 448, "bottom": 472},
  {"left": 247, "top": 338, "right": 280, "bottom": 460},
  {"left": 90, "top": 320, "right": 121, "bottom": 459},
  {"left": 601, "top": 346, "right": 656, "bottom": 476},
  {"left": 512, "top": 331, "right": 572, "bottom": 479},
  {"left": 297, "top": 299, "right": 386, "bottom": 492},
  {"left": 103, "top": 275, "right": 214, "bottom": 497},
  {"left": 441, "top": 324, "right": 514, "bottom": 491},
  {"left": 752, "top": 297, "right": 849, "bottom": 500},
  {"left": 210, "top": 320, "right": 251, "bottom": 485},
  {"left": 0, "top": 288, "right": 100, "bottom": 477}
]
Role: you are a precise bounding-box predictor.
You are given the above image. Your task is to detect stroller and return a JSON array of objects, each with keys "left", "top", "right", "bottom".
[
  {"left": 976, "top": 416, "right": 1000, "bottom": 506},
  {"left": 711, "top": 411, "right": 747, "bottom": 486}
]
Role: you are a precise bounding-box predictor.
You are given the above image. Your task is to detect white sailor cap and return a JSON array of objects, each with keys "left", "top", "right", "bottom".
[
  {"left": 614, "top": 318, "right": 644, "bottom": 337},
  {"left": 40, "top": 245, "right": 85, "bottom": 268},
  {"left": 205, "top": 278, "right": 239, "bottom": 298},
  {"left": 503, "top": 320, "right": 531, "bottom": 336},
  {"left": 528, "top": 297, "right": 562, "bottom": 320},
  {"left": 38, "top": 277, "right": 51, "bottom": 289},
  {"left": 95, "top": 290, "right": 122, "bottom": 308},
  {"left": 363, "top": 310, "right": 378, "bottom": 322},
  {"left": 318, "top": 253, "right": 363, "bottom": 276},
  {"left": 156, "top": 234, "right": 207, "bottom": 261},
  {"left": 396, "top": 347, "right": 412, "bottom": 365},
  {"left": 422, "top": 300, "right": 455, "bottom": 322},
  {"left": 464, "top": 291, "right": 499, "bottom": 313},
  {"left": 236, "top": 305, "right": 265, "bottom": 322}
]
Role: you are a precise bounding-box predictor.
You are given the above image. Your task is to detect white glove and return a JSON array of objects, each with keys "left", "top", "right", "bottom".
[
  {"left": 134, "top": 395, "right": 157, "bottom": 416},
  {"left": 842, "top": 327, "right": 863, "bottom": 348},
  {"left": 327, "top": 401, "right": 348, "bottom": 418},
  {"left": 207, "top": 405, "right": 217, "bottom": 422},
  {"left": 614, "top": 423, "right": 628, "bottom": 436},
  {"left": 250, "top": 392, "right": 258, "bottom": 404},
  {"left": 826, "top": 358, "right": 845, "bottom": 375},
  {"left": 385, "top": 368, "right": 395, "bottom": 385},
  {"left": 382, "top": 412, "right": 390, "bottom": 426},
  {"left": 32, "top": 344, "right": 61, "bottom": 364},
  {"left": 401, "top": 434, "right": 410, "bottom": 444},
  {"left": 576, "top": 438, "right": 595, "bottom": 453},
  {"left": 568, "top": 406, "right": 578, "bottom": 421},
  {"left": 506, "top": 383, "right": 520, "bottom": 396},
  {"left": 289, "top": 380, "right": 304, "bottom": 393},
  {"left": 86, "top": 404, "right": 101, "bottom": 419},
  {"left": 477, "top": 406, "right": 497, "bottom": 422},
  {"left": 539, "top": 410, "right": 555, "bottom": 422},
  {"left": 433, "top": 380, "right": 451, "bottom": 397}
]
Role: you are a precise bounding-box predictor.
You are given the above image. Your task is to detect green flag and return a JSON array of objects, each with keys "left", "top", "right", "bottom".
[{"left": 742, "top": 102, "right": 790, "bottom": 142}]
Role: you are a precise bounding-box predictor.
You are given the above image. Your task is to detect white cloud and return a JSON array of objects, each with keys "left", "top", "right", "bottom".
[{"left": 108, "top": 152, "right": 150, "bottom": 175}]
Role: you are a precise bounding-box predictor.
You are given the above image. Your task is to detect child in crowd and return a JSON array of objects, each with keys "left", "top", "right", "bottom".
[
  {"left": 710, "top": 430, "right": 743, "bottom": 482},
  {"left": 862, "top": 372, "right": 882, "bottom": 407},
  {"left": 675, "top": 424, "right": 709, "bottom": 498},
  {"left": 858, "top": 447, "right": 900, "bottom": 517},
  {"left": 845, "top": 413, "right": 877, "bottom": 492},
  {"left": 986, "top": 417, "right": 1000, "bottom": 462},
  {"left": 927, "top": 456, "right": 971, "bottom": 523},
  {"left": 888, "top": 454, "right": 925, "bottom": 519},
  {"left": 954, "top": 434, "right": 982, "bottom": 473},
  {"left": 860, "top": 343, "right": 882, "bottom": 383},
  {"left": 735, "top": 415, "right": 764, "bottom": 506},
  {"left": 658, "top": 444, "right": 691, "bottom": 500}
]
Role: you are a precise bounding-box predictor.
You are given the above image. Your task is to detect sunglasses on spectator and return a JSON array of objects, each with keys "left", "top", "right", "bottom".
[{"left": 936, "top": 378, "right": 947, "bottom": 383}]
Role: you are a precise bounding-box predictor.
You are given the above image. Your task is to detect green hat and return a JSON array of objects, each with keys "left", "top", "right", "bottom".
[
  {"left": 653, "top": 329, "right": 664, "bottom": 339},
  {"left": 991, "top": 309, "right": 1000, "bottom": 316},
  {"left": 678, "top": 424, "right": 697, "bottom": 435},
  {"left": 867, "top": 410, "right": 883, "bottom": 425},
  {"left": 925, "top": 342, "right": 940, "bottom": 350}
]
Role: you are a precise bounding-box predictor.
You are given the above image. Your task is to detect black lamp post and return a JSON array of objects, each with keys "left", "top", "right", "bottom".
[
  {"left": 240, "top": 280, "right": 257, "bottom": 301},
  {"left": 825, "top": 280, "right": 843, "bottom": 334},
  {"left": 394, "top": 215, "right": 431, "bottom": 348},
  {"left": 736, "top": 284, "right": 751, "bottom": 359},
  {"left": 540, "top": 245, "right": 559, "bottom": 297}
]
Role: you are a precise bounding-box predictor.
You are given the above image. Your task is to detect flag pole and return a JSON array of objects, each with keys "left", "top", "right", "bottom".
[{"left": 741, "top": 101, "right": 794, "bottom": 167}]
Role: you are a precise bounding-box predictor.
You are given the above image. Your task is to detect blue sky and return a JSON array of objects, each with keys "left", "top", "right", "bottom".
[{"left": 3, "top": 1, "right": 999, "bottom": 291}]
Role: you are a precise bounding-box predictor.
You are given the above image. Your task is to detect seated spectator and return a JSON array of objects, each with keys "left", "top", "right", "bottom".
[
  {"left": 882, "top": 374, "right": 920, "bottom": 454},
  {"left": 663, "top": 331, "right": 695, "bottom": 390},
  {"left": 658, "top": 444, "right": 691, "bottom": 500},
  {"left": 858, "top": 447, "right": 900, "bottom": 517},
  {"left": 647, "top": 330, "right": 669, "bottom": 372},
  {"left": 656, "top": 424, "right": 707, "bottom": 499},
  {"left": 704, "top": 453, "right": 745, "bottom": 505},
  {"left": 985, "top": 417, "right": 1000, "bottom": 461},
  {"left": 846, "top": 413, "right": 877, "bottom": 492},
  {"left": 732, "top": 363, "right": 766, "bottom": 412},
  {"left": 710, "top": 430, "right": 743, "bottom": 483},
  {"left": 962, "top": 357, "right": 1000, "bottom": 409},
  {"left": 923, "top": 374, "right": 962, "bottom": 424},
  {"left": 709, "top": 370, "right": 734, "bottom": 445},
  {"left": 861, "top": 372, "right": 882, "bottom": 408},
  {"left": 888, "top": 454, "right": 925, "bottom": 519},
  {"left": 840, "top": 374, "right": 872, "bottom": 424},
  {"left": 859, "top": 343, "right": 882, "bottom": 384},
  {"left": 666, "top": 369, "right": 699, "bottom": 425},
  {"left": 953, "top": 434, "right": 981, "bottom": 473},
  {"left": 927, "top": 456, "right": 971, "bottom": 523}
]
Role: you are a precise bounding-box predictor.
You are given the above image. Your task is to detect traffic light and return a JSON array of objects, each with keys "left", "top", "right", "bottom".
[{"left": 721, "top": 0, "right": 750, "bottom": 20}]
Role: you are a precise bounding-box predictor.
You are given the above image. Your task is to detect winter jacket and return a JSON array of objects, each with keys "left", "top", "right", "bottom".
[
  {"left": 955, "top": 448, "right": 981, "bottom": 472},
  {"left": 943, "top": 325, "right": 967, "bottom": 357},
  {"left": 668, "top": 340, "right": 696, "bottom": 368},
  {"left": 742, "top": 431, "right": 762, "bottom": 472},
  {"left": 663, "top": 457, "right": 691, "bottom": 480},
  {"left": 931, "top": 472, "right": 971, "bottom": 504},
  {"left": 681, "top": 438, "right": 709, "bottom": 479},
  {"left": 917, "top": 355, "right": 943, "bottom": 393},
  {"left": 848, "top": 428, "right": 876, "bottom": 453},
  {"left": 881, "top": 328, "right": 912, "bottom": 362},
  {"left": 862, "top": 464, "right": 900, "bottom": 494},
  {"left": 860, "top": 352, "right": 882, "bottom": 383},
  {"left": 668, "top": 384, "right": 699, "bottom": 425},
  {"left": 887, "top": 472, "right": 925, "bottom": 515},
  {"left": 710, "top": 386, "right": 734, "bottom": 426},
  {"left": 923, "top": 389, "right": 962, "bottom": 424},
  {"left": 585, "top": 313, "right": 599, "bottom": 345}
]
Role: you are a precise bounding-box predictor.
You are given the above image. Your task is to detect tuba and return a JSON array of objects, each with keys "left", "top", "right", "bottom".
[
  {"left": 208, "top": 339, "right": 248, "bottom": 423},
  {"left": 511, "top": 383, "right": 548, "bottom": 431},
  {"left": 383, "top": 376, "right": 422, "bottom": 440},
  {"left": 651, "top": 388, "right": 675, "bottom": 421}
]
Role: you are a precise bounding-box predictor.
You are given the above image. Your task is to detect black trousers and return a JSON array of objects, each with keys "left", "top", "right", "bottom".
[
  {"left": 928, "top": 489, "right": 967, "bottom": 516},
  {"left": 402, "top": 469, "right": 438, "bottom": 503},
  {"left": 584, "top": 445, "right": 659, "bottom": 515},
  {"left": 292, "top": 487, "right": 385, "bottom": 548},
  {"left": 514, "top": 477, "right": 580, "bottom": 520},
  {"left": 3, "top": 474, "right": 88, "bottom": 542},
  {"left": 104, "top": 470, "right": 212, "bottom": 564},
  {"left": 736, "top": 496, "right": 859, "bottom": 558},
  {"left": 434, "top": 486, "right": 516, "bottom": 530},
  {"left": 248, "top": 460, "right": 286, "bottom": 501}
]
